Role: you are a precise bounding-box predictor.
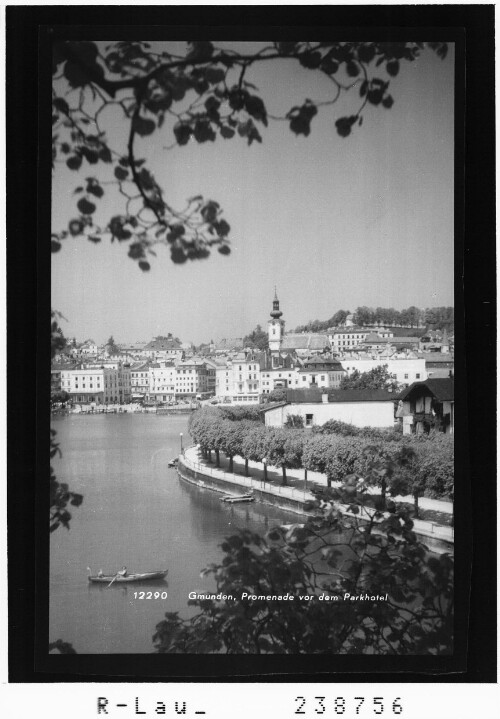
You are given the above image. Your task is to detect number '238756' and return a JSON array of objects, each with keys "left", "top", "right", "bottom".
[{"left": 295, "top": 696, "right": 403, "bottom": 715}]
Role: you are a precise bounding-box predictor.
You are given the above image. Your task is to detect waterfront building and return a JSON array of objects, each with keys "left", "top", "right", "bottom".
[
  {"left": 130, "top": 361, "right": 151, "bottom": 400},
  {"left": 148, "top": 362, "right": 176, "bottom": 403},
  {"left": 203, "top": 358, "right": 218, "bottom": 397},
  {"left": 175, "top": 358, "right": 209, "bottom": 399},
  {"left": 60, "top": 363, "right": 132, "bottom": 404},
  {"left": 215, "top": 351, "right": 261, "bottom": 403},
  {"left": 262, "top": 388, "right": 396, "bottom": 429}
]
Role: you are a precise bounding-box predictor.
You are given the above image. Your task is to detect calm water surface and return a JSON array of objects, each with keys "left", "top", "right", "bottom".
[{"left": 50, "top": 414, "right": 301, "bottom": 654}]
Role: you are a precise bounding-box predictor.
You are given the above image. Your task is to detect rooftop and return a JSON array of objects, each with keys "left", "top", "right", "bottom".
[{"left": 398, "top": 378, "right": 454, "bottom": 402}]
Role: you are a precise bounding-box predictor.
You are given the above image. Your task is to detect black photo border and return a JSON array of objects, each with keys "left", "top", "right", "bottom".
[{"left": 6, "top": 4, "right": 496, "bottom": 682}]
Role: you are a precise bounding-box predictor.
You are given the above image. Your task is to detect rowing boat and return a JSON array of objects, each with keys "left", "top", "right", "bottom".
[{"left": 87, "top": 569, "right": 168, "bottom": 583}]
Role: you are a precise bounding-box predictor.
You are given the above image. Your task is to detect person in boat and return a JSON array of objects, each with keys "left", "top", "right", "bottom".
[
  {"left": 98, "top": 569, "right": 104, "bottom": 578},
  {"left": 117, "top": 566, "right": 128, "bottom": 577}
]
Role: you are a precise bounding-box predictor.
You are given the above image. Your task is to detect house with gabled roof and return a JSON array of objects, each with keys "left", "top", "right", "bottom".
[{"left": 398, "top": 378, "right": 454, "bottom": 435}]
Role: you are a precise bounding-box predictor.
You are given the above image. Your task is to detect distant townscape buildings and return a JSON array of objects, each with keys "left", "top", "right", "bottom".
[{"left": 52, "top": 293, "right": 454, "bottom": 432}]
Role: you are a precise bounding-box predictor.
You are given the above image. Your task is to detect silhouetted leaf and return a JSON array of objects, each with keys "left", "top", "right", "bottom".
[
  {"left": 77, "top": 197, "right": 96, "bottom": 215},
  {"left": 299, "top": 51, "right": 322, "bottom": 69},
  {"left": 220, "top": 125, "right": 235, "bottom": 139},
  {"left": 87, "top": 182, "right": 104, "bottom": 198},
  {"left": 114, "top": 166, "right": 129, "bottom": 180},
  {"left": 133, "top": 116, "right": 156, "bottom": 137},
  {"left": 346, "top": 61, "right": 360, "bottom": 77},
  {"left": 174, "top": 123, "right": 192, "bottom": 146},
  {"left": 386, "top": 60, "right": 400, "bottom": 77},
  {"left": 66, "top": 155, "right": 82, "bottom": 171},
  {"left": 335, "top": 115, "right": 357, "bottom": 138}
]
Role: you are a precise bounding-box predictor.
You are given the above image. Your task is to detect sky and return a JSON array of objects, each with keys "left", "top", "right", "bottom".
[{"left": 52, "top": 41, "right": 454, "bottom": 346}]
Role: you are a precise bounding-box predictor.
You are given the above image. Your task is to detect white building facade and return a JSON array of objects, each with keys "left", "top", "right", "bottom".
[
  {"left": 215, "top": 353, "right": 261, "bottom": 403},
  {"left": 147, "top": 363, "right": 176, "bottom": 403},
  {"left": 60, "top": 364, "right": 132, "bottom": 404}
]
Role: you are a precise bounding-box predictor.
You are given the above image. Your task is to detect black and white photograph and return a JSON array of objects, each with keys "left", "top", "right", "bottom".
[
  {"left": 48, "top": 32, "right": 458, "bottom": 658},
  {"left": 6, "top": 5, "right": 496, "bottom": 692}
]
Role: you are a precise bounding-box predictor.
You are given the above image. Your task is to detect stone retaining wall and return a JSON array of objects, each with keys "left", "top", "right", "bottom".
[{"left": 177, "top": 451, "right": 454, "bottom": 553}]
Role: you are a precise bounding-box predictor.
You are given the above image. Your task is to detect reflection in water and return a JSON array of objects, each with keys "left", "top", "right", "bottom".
[{"left": 50, "top": 414, "right": 300, "bottom": 654}]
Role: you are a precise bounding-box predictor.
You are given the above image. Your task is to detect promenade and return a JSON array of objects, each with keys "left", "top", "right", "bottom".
[{"left": 180, "top": 446, "right": 454, "bottom": 551}]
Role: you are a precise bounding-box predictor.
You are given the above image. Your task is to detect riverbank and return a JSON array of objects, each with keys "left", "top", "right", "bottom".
[
  {"left": 178, "top": 446, "right": 454, "bottom": 554},
  {"left": 52, "top": 402, "right": 197, "bottom": 415}
]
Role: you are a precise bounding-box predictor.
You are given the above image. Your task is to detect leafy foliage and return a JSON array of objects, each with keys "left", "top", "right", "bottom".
[
  {"left": 339, "top": 364, "right": 400, "bottom": 391},
  {"left": 313, "top": 418, "right": 402, "bottom": 440},
  {"left": 242, "top": 324, "right": 268, "bottom": 351},
  {"left": 52, "top": 40, "right": 447, "bottom": 269},
  {"left": 50, "top": 429, "right": 83, "bottom": 533},
  {"left": 218, "top": 405, "right": 262, "bottom": 422},
  {"left": 189, "top": 407, "right": 453, "bottom": 503},
  {"left": 284, "top": 413, "right": 305, "bottom": 429},
  {"left": 50, "top": 310, "right": 83, "bottom": 533},
  {"left": 264, "top": 388, "right": 287, "bottom": 404},
  {"left": 153, "top": 461, "right": 453, "bottom": 654},
  {"left": 106, "top": 335, "right": 120, "bottom": 354}
]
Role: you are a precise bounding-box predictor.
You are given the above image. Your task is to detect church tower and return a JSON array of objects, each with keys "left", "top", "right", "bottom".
[{"left": 268, "top": 288, "right": 285, "bottom": 356}]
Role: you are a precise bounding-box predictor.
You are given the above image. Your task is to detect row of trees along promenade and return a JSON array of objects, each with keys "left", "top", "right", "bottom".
[
  {"left": 153, "top": 405, "right": 454, "bottom": 654},
  {"left": 188, "top": 407, "right": 454, "bottom": 520}
]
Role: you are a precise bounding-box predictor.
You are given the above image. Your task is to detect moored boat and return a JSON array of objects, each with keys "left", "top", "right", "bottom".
[
  {"left": 220, "top": 493, "right": 255, "bottom": 504},
  {"left": 87, "top": 569, "right": 168, "bottom": 583}
]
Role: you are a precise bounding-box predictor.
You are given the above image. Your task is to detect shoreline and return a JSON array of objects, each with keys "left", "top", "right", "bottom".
[{"left": 178, "top": 446, "right": 454, "bottom": 554}]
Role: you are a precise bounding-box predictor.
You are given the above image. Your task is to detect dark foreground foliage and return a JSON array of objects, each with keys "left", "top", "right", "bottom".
[{"left": 154, "top": 481, "right": 453, "bottom": 655}]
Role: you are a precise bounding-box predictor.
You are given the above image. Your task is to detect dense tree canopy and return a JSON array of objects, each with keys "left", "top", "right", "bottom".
[
  {"left": 242, "top": 324, "right": 268, "bottom": 351},
  {"left": 52, "top": 40, "right": 447, "bottom": 270},
  {"left": 339, "top": 364, "right": 400, "bottom": 391}
]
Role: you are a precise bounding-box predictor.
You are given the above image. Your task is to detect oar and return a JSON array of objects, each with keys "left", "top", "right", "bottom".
[{"left": 107, "top": 573, "right": 120, "bottom": 588}]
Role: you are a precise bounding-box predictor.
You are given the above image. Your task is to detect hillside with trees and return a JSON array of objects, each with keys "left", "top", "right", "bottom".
[{"left": 294, "top": 305, "right": 454, "bottom": 333}]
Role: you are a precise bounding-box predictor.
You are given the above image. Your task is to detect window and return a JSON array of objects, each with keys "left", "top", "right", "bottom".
[
  {"left": 404, "top": 374, "right": 409, "bottom": 380},
  {"left": 416, "top": 373, "right": 421, "bottom": 379},
  {"left": 305, "top": 414, "right": 313, "bottom": 427},
  {"left": 302, "top": 376, "right": 307, "bottom": 382}
]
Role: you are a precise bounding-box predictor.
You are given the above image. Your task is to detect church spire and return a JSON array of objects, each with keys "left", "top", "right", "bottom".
[{"left": 270, "top": 288, "right": 283, "bottom": 319}]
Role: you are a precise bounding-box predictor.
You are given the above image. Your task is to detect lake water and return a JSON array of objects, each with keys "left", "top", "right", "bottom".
[{"left": 50, "top": 413, "right": 302, "bottom": 654}]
